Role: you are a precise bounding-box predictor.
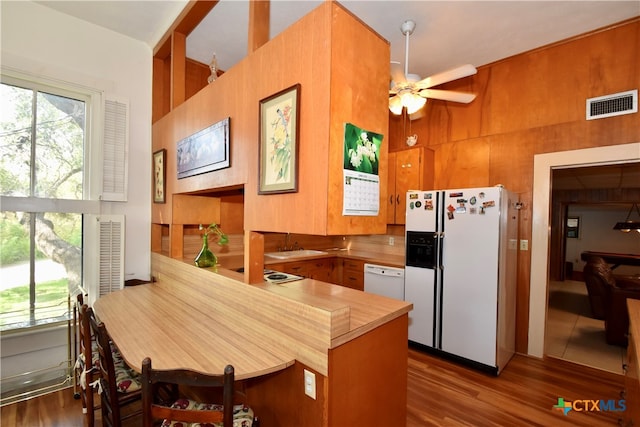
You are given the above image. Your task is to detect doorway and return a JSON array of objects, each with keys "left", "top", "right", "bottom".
[
  {"left": 545, "top": 194, "right": 640, "bottom": 372},
  {"left": 527, "top": 142, "right": 640, "bottom": 361}
]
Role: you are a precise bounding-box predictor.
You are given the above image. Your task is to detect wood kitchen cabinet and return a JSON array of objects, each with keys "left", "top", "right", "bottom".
[
  {"left": 387, "top": 147, "right": 434, "bottom": 224},
  {"left": 281, "top": 258, "right": 338, "bottom": 283},
  {"left": 340, "top": 258, "right": 365, "bottom": 291}
]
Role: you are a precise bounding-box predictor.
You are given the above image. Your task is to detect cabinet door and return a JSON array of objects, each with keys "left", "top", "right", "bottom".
[
  {"left": 306, "top": 259, "right": 337, "bottom": 283},
  {"left": 393, "top": 148, "right": 422, "bottom": 225}
]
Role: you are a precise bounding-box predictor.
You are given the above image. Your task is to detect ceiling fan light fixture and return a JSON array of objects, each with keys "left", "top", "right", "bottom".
[
  {"left": 405, "top": 93, "right": 426, "bottom": 114},
  {"left": 389, "top": 95, "right": 403, "bottom": 115},
  {"left": 389, "top": 91, "right": 426, "bottom": 115}
]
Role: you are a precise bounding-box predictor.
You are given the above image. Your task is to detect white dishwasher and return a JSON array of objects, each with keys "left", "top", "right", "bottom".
[{"left": 364, "top": 263, "right": 405, "bottom": 300}]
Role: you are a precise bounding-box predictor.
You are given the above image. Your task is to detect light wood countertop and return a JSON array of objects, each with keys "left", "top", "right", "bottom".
[
  {"left": 94, "top": 284, "right": 295, "bottom": 380},
  {"left": 95, "top": 253, "right": 411, "bottom": 378}
]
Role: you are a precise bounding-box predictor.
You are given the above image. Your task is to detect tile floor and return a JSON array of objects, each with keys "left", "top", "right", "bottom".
[{"left": 546, "top": 279, "right": 626, "bottom": 374}]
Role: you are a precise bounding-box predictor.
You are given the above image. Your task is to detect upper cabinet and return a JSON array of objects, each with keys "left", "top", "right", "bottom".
[
  {"left": 387, "top": 147, "right": 434, "bottom": 224},
  {"left": 152, "top": 2, "right": 390, "bottom": 236}
]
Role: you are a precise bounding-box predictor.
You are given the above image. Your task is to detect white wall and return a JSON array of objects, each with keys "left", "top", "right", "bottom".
[
  {"left": 1, "top": 0, "right": 152, "bottom": 281},
  {"left": 0, "top": 1, "right": 153, "bottom": 394},
  {"left": 566, "top": 205, "right": 640, "bottom": 276}
]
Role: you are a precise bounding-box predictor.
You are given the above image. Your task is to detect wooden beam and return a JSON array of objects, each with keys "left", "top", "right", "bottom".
[
  {"left": 245, "top": 231, "right": 265, "bottom": 284},
  {"left": 248, "top": 0, "right": 270, "bottom": 54},
  {"left": 153, "top": 0, "right": 219, "bottom": 59},
  {"left": 170, "top": 31, "right": 186, "bottom": 108}
]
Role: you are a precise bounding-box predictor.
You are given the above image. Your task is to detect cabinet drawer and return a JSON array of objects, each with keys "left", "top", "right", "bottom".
[
  {"left": 342, "top": 273, "right": 364, "bottom": 290},
  {"left": 343, "top": 259, "right": 365, "bottom": 271},
  {"left": 341, "top": 259, "right": 364, "bottom": 290}
]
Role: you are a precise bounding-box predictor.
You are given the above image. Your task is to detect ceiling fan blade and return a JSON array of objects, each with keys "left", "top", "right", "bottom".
[
  {"left": 414, "top": 64, "right": 477, "bottom": 89},
  {"left": 418, "top": 89, "right": 476, "bottom": 104},
  {"left": 390, "top": 61, "right": 407, "bottom": 85}
]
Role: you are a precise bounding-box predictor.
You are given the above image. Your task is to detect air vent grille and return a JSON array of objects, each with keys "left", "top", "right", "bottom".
[{"left": 586, "top": 89, "right": 637, "bottom": 120}]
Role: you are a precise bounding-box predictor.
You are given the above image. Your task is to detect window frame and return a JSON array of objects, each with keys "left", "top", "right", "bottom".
[{"left": 0, "top": 70, "right": 104, "bottom": 333}]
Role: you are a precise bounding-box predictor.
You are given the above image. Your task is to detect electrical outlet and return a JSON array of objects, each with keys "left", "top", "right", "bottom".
[
  {"left": 304, "top": 369, "right": 316, "bottom": 399},
  {"left": 388, "top": 237, "right": 395, "bottom": 246},
  {"left": 520, "top": 239, "right": 529, "bottom": 251}
]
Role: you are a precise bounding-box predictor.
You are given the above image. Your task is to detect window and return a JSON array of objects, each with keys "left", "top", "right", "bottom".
[{"left": 0, "top": 73, "right": 101, "bottom": 332}]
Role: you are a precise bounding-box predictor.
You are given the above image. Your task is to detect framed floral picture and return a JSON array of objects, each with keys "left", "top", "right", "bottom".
[
  {"left": 258, "top": 84, "right": 300, "bottom": 194},
  {"left": 153, "top": 149, "right": 166, "bottom": 203}
]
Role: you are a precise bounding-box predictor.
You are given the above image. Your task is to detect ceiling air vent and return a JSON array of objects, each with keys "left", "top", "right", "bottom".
[{"left": 586, "top": 89, "right": 637, "bottom": 120}]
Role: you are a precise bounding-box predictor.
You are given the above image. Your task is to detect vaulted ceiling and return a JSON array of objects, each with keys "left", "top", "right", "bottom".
[
  {"left": 35, "top": 1, "right": 639, "bottom": 83},
  {"left": 32, "top": 1, "right": 639, "bottom": 193}
]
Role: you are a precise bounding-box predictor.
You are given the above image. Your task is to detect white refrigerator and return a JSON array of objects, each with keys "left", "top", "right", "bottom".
[{"left": 404, "top": 186, "right": 518, "bottom": 374}]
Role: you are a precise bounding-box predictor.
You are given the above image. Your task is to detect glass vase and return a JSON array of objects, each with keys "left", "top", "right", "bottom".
[{"left": 194, "top": 235, "right": 217, "bottom": 268}]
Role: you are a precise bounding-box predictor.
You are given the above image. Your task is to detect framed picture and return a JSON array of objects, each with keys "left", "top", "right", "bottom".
[
  {"left": 153, "top": 149, "right": 166, "bottom": 203},
  {"left": 566, "top": 216, "right": 580, "bottom": 238},
  {"left": 258, "top": 84, "right": 300, "bottom": 194},
  {"left": 177, "top": 117, "right": 230, "bottom": 179}
]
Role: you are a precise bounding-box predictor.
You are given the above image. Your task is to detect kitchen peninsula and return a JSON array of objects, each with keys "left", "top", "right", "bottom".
[
  {"left": 95, "top": 253, "right": 412, "bottom": 427},
  {"left": 143, "top": 3, "right": 409, "bottom": 425}
]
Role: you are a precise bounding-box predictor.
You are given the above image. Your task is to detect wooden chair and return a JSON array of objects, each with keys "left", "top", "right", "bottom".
[
  {"left": 74, "top": 293, "right": 98, "bottom": 427},
  {"left": 141, "top": 357, "right": 256, "bottom": 427},
  {"left": 88, "top": 307, "right": 142, "bottom": 427}
]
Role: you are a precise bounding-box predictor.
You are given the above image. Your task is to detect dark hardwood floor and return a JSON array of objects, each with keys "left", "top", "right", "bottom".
[{"left": 1, "top": 348, "right": 624, "bottom": 426}]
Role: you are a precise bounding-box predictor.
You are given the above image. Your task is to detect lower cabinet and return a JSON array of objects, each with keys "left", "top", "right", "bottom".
[
  {"left": 281, "top": 258, "right": 338, "bottom": 283},
  {"left": 271, "top": 257, "right": 366, "bottom": 290},
  {"left": 340, "top": 259, "right": 365, "bottom": 291}
]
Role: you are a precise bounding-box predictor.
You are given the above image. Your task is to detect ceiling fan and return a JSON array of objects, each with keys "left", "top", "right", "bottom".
[{"left": 389, "top": 20, "right": 477, "bottom": 115}]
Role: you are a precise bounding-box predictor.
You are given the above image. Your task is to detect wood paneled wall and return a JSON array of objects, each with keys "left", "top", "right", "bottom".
[
  {"left": 152, "top": 2, "right": 390, "bottom": 237},
  {"left": 389, "top": 18, "right": 640, "bottom": 353}
]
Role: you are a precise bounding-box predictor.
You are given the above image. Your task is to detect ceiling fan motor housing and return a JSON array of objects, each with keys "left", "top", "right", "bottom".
[{"left": 401, "top": 20, "right": 416, "bottom": 36}]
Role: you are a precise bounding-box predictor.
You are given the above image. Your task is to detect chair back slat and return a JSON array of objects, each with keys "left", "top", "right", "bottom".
[{"left": 141, "top": 357, "right": 235, "bottom": 427}]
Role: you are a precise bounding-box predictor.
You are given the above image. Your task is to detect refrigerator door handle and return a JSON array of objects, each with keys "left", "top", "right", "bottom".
[{"left": 438, "top": 233, "right": 444, "bottom": 269}]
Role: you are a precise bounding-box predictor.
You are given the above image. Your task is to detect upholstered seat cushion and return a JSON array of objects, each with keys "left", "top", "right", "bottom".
[
  {"left": 161, "top": 398, "right": 254, "bottom": 427},
  {"left": 110, "top": 343, "right": 141, "bottom": 393}
]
